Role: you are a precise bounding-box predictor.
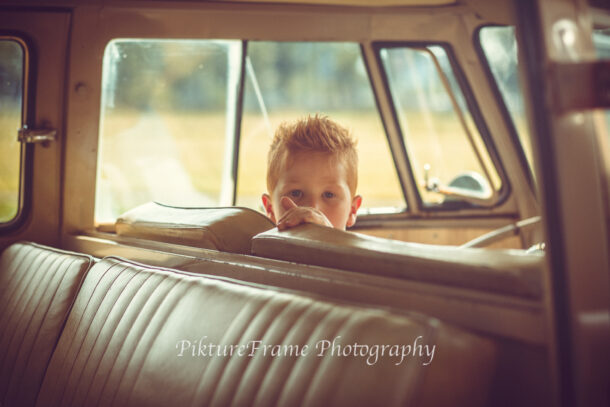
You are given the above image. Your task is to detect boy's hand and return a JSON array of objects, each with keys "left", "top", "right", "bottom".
[{"left": 276, "top": 196, "right": 333, "bottom": 230}]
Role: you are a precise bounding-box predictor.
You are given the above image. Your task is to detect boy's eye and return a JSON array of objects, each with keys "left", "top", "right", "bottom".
[
  {"left": 289, "top": 190, "right": 303, "bottom": 199},
  {"left": 323, "top": 191, "right": 335, "bottom": 199}
]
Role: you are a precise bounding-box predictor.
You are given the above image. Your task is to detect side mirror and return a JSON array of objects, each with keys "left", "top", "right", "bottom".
[{"left": 423, "top": 164, "right": 494, "bottom": 205}]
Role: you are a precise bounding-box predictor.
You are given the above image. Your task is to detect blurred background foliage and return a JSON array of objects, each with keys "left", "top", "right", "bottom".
[
  {"left": 0, "top": 40, "right": 23, "bottom": 222},
  {"left": 104, "top": 40, "right": 374, "bottom": 113}
]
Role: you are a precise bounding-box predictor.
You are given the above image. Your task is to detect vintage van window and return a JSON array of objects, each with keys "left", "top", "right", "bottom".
[
  {"left": 592, "top": 28, "right": 610, "bottom": 176},
  {"left": 478, "top": 26, "right": 534, "bottom": 181},
  {"left": 0, "top": 39, "right": 24, "bottom": 224},
  {"left": 593, "top": 28, "right": 610, "bottom": 137},
  {"left": 379, "top": 44, "right": 502, "bottom": 206},
  {"left": 480, "top": 26, "right": 610, "bottom": 180},
  {"left": 95, "top": 39, "right": 242, "bottom": 223},
  {"left": 236, "top": 42, "right": 405, "bottom": 213},
  {"left": 97, "top": 39, "right": 406, "bottom": 223}
]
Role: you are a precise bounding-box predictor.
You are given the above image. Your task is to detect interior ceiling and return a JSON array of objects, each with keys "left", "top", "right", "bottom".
[{"left": 210, "top": 0, "right": 456, "bottom": 6}]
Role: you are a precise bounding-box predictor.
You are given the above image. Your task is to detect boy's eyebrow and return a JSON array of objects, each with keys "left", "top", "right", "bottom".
[
  {"left": 283, "top": 172, "right": 344, "bottom": 182},
  {"left": 280, "top": 179, "right": 346, "bottom": 188}
]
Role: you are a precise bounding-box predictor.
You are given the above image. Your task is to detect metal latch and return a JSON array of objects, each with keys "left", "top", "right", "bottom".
[{"left": 17, "top": 125, "right": 57, "bottom": 146}]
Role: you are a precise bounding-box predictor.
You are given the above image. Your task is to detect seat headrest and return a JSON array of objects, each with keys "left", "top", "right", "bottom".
[
  {"left": 116, "top": 202, "right": 274, "bottom": 254},
  {"left": 251, "top": 224, "right": 543, "bottom": 298}
]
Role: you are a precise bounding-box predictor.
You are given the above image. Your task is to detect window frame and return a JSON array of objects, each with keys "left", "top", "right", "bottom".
[
  {"left": 0, "top": 33, "right": 33, "bottom": 233},
  {"left": 231, "top": 40, "right": 248, "bottom": 206},
  {"left": 372, "top": 40, "right": 511, "bottom": 212},
  {"left": 359, "top": 43, "right": 412, "bottom": 216},
  {"left": 473, "top": 24, "right": 537, "bottom": 193},
  {"left": 95, "top": 38, "right": 411, "bottom": 224},
  {"left": 94, "top": 37, "right": 516, "bottom": 226}
]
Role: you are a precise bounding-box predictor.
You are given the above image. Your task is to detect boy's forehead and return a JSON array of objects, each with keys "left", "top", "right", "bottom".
[
  {"left": 282, "top": 150, "right": 341, "bottom": 168},
  {"left": 277, "top": 151, "right": 348, "bottom": 184}
]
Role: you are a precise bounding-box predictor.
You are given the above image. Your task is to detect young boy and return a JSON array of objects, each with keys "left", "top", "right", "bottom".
[{"left": 262, "top": 115, "right": 362, "bottom": 231}]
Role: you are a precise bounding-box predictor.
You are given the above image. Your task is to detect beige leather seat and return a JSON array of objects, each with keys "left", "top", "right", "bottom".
[
  {"left": 0, "top": 242, "right": 94, "bottom": 407},
  {"left": 252, "top": 224, "right": 543, "bottom": 298},
  {"left": 38, "top": 256, "right": 496, "bottom": 407},
  {"left": 116, "top": 202, "right": 274, "bottom": 254}
]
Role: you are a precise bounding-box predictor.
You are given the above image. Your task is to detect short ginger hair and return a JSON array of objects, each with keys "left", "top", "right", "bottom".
[{"left": 266, "top": 115, "right": 358, "bottom": 195}]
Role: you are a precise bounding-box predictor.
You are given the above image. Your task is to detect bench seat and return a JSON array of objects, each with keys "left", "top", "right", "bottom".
[
  {"left": 37, "top": 256, "right": 496, "bottom": 407},
  {"left": 0, "top": 242, "right": 500, "bottom": 406},
  {"left": 0, "top": 242, "right": 94, "bottom": 407}
]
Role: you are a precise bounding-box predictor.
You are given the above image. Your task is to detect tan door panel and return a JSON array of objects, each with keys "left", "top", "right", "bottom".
[{"left": 0, "top": 11, "right": 71, "bottom": 248}]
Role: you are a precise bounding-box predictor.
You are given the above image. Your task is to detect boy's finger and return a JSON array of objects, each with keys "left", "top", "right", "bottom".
[
  {"left": 278, "top": 209, "right": 331, "bottom": 231},
  {"left": 277, "top": 207, "right": 298, "bottom": 224},
  {"left": 277, "top": 210, "right": 306, "bottom": 230},
  {"left": 278, "top": 215, "right": 303, "bottom": 230},
  {"left": 281, "top": 196, "right": 298, "bottom": 210}
]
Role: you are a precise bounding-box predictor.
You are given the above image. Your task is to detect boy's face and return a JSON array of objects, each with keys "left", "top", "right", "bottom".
[{"left": 262, "top": 151, "right": 361, "bottom": 230}]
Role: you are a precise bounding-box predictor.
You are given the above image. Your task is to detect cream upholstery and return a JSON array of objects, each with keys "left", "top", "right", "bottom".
[
  {"left": 252, "top": 224, "right": 543, "bottom": 298},
  {"left": 37, "top": 256, "right": 496, "bottom": 407},
  {"left": 0, "top": 242, "right": 94, "bottom": 407},
  {"left": 116, "top": 202, "right": 274, "bottom": 254}
]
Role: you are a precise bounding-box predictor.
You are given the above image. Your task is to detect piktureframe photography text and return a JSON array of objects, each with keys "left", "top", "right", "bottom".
[{"left": 176, "top": 335, "right": 436, "bottom": 366}]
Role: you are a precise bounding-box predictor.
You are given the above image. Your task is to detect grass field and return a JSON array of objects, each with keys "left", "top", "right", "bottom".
[
  {"left": 1, "top": 108, "right": 504, "bottom": 223},
  {"left": 0, "top": 110, "right": 21, "bottom": 222}
]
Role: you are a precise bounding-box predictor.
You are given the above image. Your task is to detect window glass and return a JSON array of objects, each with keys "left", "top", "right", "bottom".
[
  {"left": 0, "top": 39, "right": 24, "bottom": 223},
  {"left": 236, "top": 42, "right": 405, "bottom": 214},
  {"left": 593, "top": 28, "right": 610, "bottom": 58},
  {"left": 593, "top": 28, "right": 610, "bottom": 138},
  {"left": 479, "top": 26, "right": 534, "bottom": 180},
  {"left": 592, "top": 28, "right": 610, "bottom": 178},
  {"left": 480, "top": 26, "right": 610, "bottom": 179},
  {"left": 380, "top": 45, "right": 501, "bottom": 206},
  {"left": 96, "top": 39, "right": 242, "bottom": 223}
]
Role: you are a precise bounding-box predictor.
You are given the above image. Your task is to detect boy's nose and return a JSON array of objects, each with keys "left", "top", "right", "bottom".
[{"left": 302, "top": 196, "right": 321, "bottom": 210}]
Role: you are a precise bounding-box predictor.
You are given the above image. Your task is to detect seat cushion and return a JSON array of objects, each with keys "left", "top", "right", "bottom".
[
  {"left": 38, "top": 256, "right": 496, "bottom": 407},
  {"left": 115, "top": 202, "right": 274, "bottom": 254},
  {"left": 251, "top": 223, "right": 543, "bottom": 298},
  {"left": 0, "top": 242, "right": 94, "bottom": 407}
]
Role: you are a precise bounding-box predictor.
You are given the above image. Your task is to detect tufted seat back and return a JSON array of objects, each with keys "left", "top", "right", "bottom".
[
  {"left": 0, "top": 242, "right": 94, "bottom": 407},
  {"left": 37, "top": 256, "right": 497, "bottom": 407}
]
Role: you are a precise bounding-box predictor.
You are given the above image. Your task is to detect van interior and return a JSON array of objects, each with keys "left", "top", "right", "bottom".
[{"left": 0, "top": 0, "right": 609, "bottom": 406}]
